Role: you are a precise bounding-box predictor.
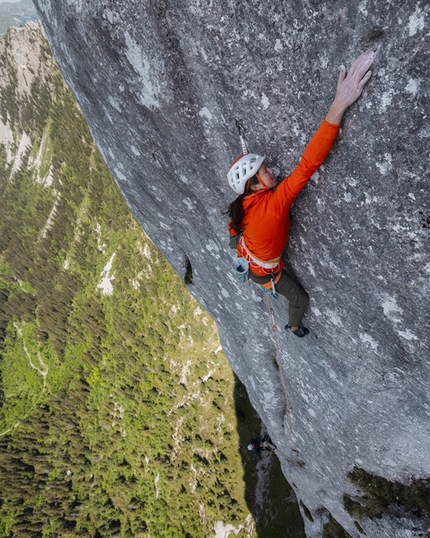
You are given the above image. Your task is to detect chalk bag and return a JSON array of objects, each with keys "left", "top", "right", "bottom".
[{"left": 232, "top": 257, "right": 249, "bottom": 282}]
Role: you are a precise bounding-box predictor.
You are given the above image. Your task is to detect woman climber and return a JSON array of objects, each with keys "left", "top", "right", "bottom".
[{"left": 226, "top": 53, "right": 374, "bottom": 337}]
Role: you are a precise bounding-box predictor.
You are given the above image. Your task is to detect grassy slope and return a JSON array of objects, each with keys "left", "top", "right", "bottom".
[{"left": 0, "top": 25, "right": 304, "bottom": 538}]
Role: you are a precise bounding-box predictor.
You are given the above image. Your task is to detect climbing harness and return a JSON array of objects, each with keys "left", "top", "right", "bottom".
[
  {"left": 264, "top": 292, "right": 305, "bottom": 467},
  {"left": 232, "top": 236, "right": 282, "bottom": 295},
  {"left": 235, "top": 235, "right": 282, "bottom": 296},
  {"left": 238, "top": 235, "right": 282, "bottom": 272}
]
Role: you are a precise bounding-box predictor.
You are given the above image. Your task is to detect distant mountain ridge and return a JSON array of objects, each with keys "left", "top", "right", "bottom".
[{"left": 0, "top": 0, "right": 37, "bottom": 35}]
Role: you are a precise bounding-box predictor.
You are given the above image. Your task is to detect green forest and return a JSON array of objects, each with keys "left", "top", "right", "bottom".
[{"left": 0, "top": 25, "right": 303, "bottom": 538}]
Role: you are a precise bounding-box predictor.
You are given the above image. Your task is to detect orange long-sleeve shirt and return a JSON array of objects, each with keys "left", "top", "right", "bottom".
[{"left": 228, "top": 119, "right": 341, "bottom": 276}]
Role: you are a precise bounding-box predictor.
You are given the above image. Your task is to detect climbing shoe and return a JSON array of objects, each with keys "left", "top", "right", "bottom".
[{"left": 285, "top": 325, "right": 310, "bottom": 338}]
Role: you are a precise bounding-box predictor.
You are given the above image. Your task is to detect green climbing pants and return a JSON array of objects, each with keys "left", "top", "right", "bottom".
[{"left": 250, "top": 269, "right": 309, "bottom": 328}]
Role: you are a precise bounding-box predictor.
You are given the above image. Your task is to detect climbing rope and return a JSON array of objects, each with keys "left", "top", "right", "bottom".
[
  {"left": 264, "top": 293, "right": 305, "bottom": 467},
  {"left": 232, "top": 117, "right": 304, "bottom": 466}
]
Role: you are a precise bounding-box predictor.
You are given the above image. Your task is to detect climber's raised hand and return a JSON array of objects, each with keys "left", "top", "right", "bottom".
[{"left": 325, "top": 52, "right": 374, "bottom": 125}]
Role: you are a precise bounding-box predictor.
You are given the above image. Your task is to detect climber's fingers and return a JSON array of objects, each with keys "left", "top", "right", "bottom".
[
  {"left": 333, "top": 52, "right": 373, "bottom": 110},
  {"left": 337, "top": 65, "right": 346, "bottom": 86},
  {"left": 348, "top": 52, "right": 373, "bottom": 79}
]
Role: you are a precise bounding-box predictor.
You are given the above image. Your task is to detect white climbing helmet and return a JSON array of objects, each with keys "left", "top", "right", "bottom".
[
  {"left": 247, "top": 444, "right": 254, "bottom": 451},
  {"left": 227, "top": 153, "right": 265, "bottom": 195}
]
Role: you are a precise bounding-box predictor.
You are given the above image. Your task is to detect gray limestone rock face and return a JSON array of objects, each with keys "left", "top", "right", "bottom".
[{"left": 32, "top": 2, "right": 429, "bottom": 536}]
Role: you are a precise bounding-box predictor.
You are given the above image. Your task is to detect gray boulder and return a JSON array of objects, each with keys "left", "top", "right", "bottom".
[{"left": 33, "top": 1, "right": 430, "bottom": 536}]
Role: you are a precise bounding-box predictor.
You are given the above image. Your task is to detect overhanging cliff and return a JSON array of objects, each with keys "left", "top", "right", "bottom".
[{"left": 32, "top": 1, "right": 429, "bottom": 536}]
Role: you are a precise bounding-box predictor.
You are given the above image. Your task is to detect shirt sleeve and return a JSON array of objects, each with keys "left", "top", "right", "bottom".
[{"left": 275, "top": 119, "right": 341, "bottom": 205}]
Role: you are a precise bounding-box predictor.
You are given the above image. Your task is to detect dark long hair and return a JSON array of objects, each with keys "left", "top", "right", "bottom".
[{"left": 224, "top": 176, "right": 259, "bottom": 233}]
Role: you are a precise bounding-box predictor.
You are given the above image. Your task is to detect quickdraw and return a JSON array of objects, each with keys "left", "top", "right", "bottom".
[
  {"left": 237, "top": 236, "right": 283, "bottom": 297},
  {"left": 235, "top": 117, "right": 248, "bottom": 155},
  {"left": 261, "top": 271, "right": 282, "bottom": 298}
]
